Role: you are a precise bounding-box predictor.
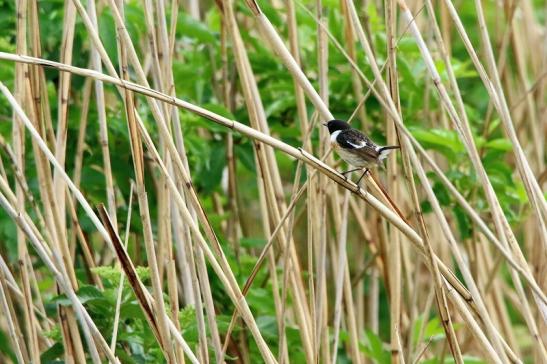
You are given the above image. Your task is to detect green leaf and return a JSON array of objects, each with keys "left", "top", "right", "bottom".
[
  {"left": 120, "top": 301, "right": 146, "bottom": 322},
  {"left": 247, "top": 288, "right": 277, "bottom": 317},
  {"left": 265, "top": 96, "right": 296, "bottom": 118},
  {"left": 487, "top": 119, "right": 501, "bottom": 134},
  {"left": 178, "top": 305, "right": 196, "bottom": 329},
  {"left": 124, "top": 2, "right": 146, "bottom": 42},
  {"left": 49, "top": 293, "right": 71, "bottom": 306},
  {"left": 99, "top": 11, "right": 119, "bottom": 66},
  {"left": 256, "top": 315, "right": 278, "bottom": 340},
  {"left": 0, "top": 329, "right": 16, "bottom": 363},
  {"left": 205, "top": 7, "right": 221, "bottom": 32},
  {"left": 77, "top": 285, "right": 105, "bottom": 304},
  {"left": 422, "top": 356, "right": 486, "bottom": 364},
  {"left": 485, "top": 138, "right": 513, "bottom": 151},
  {"left": 412, "top": 314, "right": 425, "bottom": 345},
  {"left": 432, "top": 181, "right": 451, "bottom": 206},
  {"left": 202, "top": 103, "right": 235, "bottom": 121},
  {"left": 216, "top": 314, "right": 239, "bottom": 335},
  {"left": 91, "top": 266, "right": 122, "bottom": 285},
  {"left": 453, "top": 205, "right": 472, "bottom": 240},
  {"left": 359, "top": 330, "right": 390, "bottom": 364},
  {"left": 240, "top": 237, "right": 266, "bottom": 249},
  {"left": 411, "top": 128, "right": 465, "bottom": 160},
  {"left": 451, "top": 60, "right": 478, "bottom": 79},
  {"left": 118, "top": 330, "right": 145, "bottom": 346},
  {"left": 177, "top": 13, "right": 217, "bottom": 43},
  {"left": 236, "top": 141, "right": 257, "bottom": 173},
  {"left": 43, "top": 326, "right": 62, "bottom": 342},
  {"left": 40, "top": 342, "right": 64, "bottom": 362},
  {"left": 197, "top": 142, "right": 226, "bottom": 193},
  {"left": 423, "top": 317, "right": 446, "bottom": 341},
  {"left": 135, "top": 266, "right": 151, "bottom": 282}
]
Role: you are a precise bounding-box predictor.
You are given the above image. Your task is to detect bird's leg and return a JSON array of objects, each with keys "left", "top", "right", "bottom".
[
  {"left": 340, "top": 167, "right": 361, "bottom": 181},
  {"left": 356, "top": 168, "right": 369, "bottom": 185},
  {"left": 341, "top": 167, "right": 361, "bottom": 176},
  {"left": 354, "top": 169, "right": 370, "bottom": 195}
]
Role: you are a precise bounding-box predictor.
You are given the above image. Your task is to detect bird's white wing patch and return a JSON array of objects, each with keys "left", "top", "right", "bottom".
[{"left": 347, "top": 140, "right": 367, "bottom": 149}]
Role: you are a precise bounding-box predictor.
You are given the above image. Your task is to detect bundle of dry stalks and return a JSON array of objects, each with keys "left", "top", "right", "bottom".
[{"left": 0, "top": 0, "right": 545, "bottom": 363}]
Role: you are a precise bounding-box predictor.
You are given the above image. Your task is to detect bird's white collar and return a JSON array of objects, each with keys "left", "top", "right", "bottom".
[{"left": 330, "top": 130, "right": 341, "bottom": 144}]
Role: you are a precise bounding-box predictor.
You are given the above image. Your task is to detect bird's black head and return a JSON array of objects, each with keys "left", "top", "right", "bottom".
[{"left": 323, "top": 119, "right": 351, "bottom": 134}]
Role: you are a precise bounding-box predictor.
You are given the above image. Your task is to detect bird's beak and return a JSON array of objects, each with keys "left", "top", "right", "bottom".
[{"left": 322, "top": 122, "right": 328, "bottom": 127}]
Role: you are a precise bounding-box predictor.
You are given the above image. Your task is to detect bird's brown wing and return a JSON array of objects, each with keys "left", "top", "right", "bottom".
[
  {"left": 353, "top": 145, "right": 380, "bottom": 163},
  {"left": 337, "top": 129, "right": 379, "bottom": 163}
]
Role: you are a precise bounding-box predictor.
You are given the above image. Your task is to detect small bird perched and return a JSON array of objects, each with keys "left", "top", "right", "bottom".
[{"left": 324, "top": 119, "right": 400, "bottom": 185}]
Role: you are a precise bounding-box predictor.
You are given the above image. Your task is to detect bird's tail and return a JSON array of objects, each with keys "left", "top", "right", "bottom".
[{"left": 378, "top": 145, "right": 400, "bottom": 162}]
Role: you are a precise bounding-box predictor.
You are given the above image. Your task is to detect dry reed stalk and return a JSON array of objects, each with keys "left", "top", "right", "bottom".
[
  {"left": 326, "top": 186, "right": 363, "bottom": 364},
  {"left": 86, "top": 0, "right": 118, "bottom": 232},
  {"left": 314, "top": 2, "right": 332, "bottom": 362},
  {"left": 279, "top": 161, "right": 305, "bottom": 364},
  {"left": 0, "top": 266, "right": 27, "bottom": 363},
  {"left": 384, "top": 1, "right": 405, "bottom": 362},
  {"left": 285, "top": 0, "right": 311, "bottom": 150},
  {"left": 14, "top": 1, "right": 44, "bottom": 362},
  {"left": 27, "top": 0, "right": 55, "bottom": 147},
  {"left": 255, "top": 170, "right": 286, "bottom": 358},
  {"left": 220, "top": 8, "right": 244, "bottom": 259},
  {"left": 19, "top": 258, "right": 39, "bottom": 363},
  {"left": 52, "top": 0, "right": 76, "bottom": 233},
  {"left": 110, "top": 182, "right": 134, "bottom": 351},
  {"left": 311, "top": 2, "right": 330, "bottom": 362},
  {"left": 340, "top": 0, "right": 368, "bottom": 128},
  {"left": 68, "top": 76, "right": 94, "bottom": 257},
  {"left": 69, "top": 74, "right": 91, "bottom": 192},
  {"left": 330, "top": 190, "right": 351, "bottom": 363},
  {"left": 509, "top": 14, "right": 543, "bottom": 173},
  {"left": 66, "top": 190, "right": 103, "bottom": 288}
]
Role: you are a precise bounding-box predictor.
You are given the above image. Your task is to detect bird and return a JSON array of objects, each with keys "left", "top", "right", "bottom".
[{"left": 323, "top": 119, "right": 400, "bottom": 185}]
